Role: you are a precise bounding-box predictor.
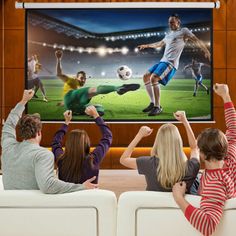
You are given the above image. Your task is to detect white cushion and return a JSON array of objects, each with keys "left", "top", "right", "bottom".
[
  {"left": 0, "top": 189, "right": 117, "bottom": 236},
  {"left": 117, "top": 191, "right": 236, "bottom": 236}
]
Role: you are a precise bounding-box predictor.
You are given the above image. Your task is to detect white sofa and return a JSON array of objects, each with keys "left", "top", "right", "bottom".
[
  {"left": 117, "top": 191, "right": 236, "bottom": 236},
  {"left": 0, "top": 177, "right": 236, "bottom": 236},
  {"left": 0, "top": 189, "right": 117, "bottom": 236}
]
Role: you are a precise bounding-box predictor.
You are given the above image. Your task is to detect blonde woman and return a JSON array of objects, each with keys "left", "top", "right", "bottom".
[{"left": 120, "top": 112, "right": 200, "bottom": 192}]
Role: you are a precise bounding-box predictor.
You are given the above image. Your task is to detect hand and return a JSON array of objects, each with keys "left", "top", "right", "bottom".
[
  {"left": 173, "top": 111, "right": 187, "bottom": 123},
  {"left": 63, "top": 110, "right": 72, "bottom": 125},
  {"left": 85, "top": 105, "right": 99, "bottom": 119},
  {"left": 137, "top": 44, "right": 148, "bottom": 50},
  {"left": 20, "top": 89, "right": 35, "bottom": 105},
  {"left": 214, "top": 83, "right": 229, "bottom": 97},
  {"left": 55, "top": 50, "right": 63, "bottom": 59},
  {"left": 138, "top": 126, "right": 153, "bottom": 137},
  {"left": 172, "top": 181, "right": 187, "bottom": 203},
  {"left": 83, "top": 176, "right": 98, "bottom": 189}
]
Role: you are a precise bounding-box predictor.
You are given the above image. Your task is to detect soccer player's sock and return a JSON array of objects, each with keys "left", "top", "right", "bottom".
[
  {"left": 145, "top": 82, "right": 154, "bottom": 103},
  {"left": 151, "top": 82, "right": 160, "bottom": 107},
  {"left": 96, "top": 85, "right": 118, "bottom": 95}
]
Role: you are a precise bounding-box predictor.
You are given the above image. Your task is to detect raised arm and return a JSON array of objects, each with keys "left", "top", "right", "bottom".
[
  {"left": 183, "top": 64, "right": 191, "bottom": 71},
  {"left": 174, "top": 111, "right": 199, "bottom": 161},
  {"left": 214, "top": 83, "right": 236, "bottom": 163},
  {"left": 51, "top": 110, "right": 72, "bottom": 161},
  {"left": 188, "top": 35, "right": 211, "bottom": 62},
  {"left": 138, "top": 39, "right": 165, "bottom": 50},
  {"left": 55, "top": 50, "right": 70, "bottom": 82},
  {"left": 1, "top": 90, "right": 34, "bottom": 150},
  {"left": 85, "top": 106, "right": 112, "bottom": 165},
  {"left": 120, "top": 126, "right": 153, "bottom": 169}
]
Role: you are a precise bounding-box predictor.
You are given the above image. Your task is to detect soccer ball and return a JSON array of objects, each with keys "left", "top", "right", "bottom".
[{"left": 117, "top": 65, "right": 132, "bottom": 80}]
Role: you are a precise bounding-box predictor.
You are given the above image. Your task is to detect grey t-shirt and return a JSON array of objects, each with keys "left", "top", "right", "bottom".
[
  {"left": 136, "top": 156, "right": 200, "bottom": 193},
  {"left": 1, "top": 103, "right": 85, "bottom": 193}
]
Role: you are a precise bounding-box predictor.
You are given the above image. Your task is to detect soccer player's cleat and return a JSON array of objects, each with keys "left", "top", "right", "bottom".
[
  {"left": 33, "top": 94, "right": 39, "bottom": 99},
  {"left": 142, "top": 102, "right": 154, "bottom": 112},
  {"left": 117, "top": 84, "right": 140, "bottom": 95},
  {"left": 43, "top": 96, "right": 48, "bottom": 102},
  {"left": 193, "top": 92, "right": 196, "bottom": 97},
  {"left": 207, "top": 88, "right": 209, "bottom": 95},
  {"left": 148, "top": 106, "right": 163, "bottom": 116}
]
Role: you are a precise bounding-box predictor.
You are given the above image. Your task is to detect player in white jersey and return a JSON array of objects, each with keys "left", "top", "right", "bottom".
[
  {"left": 138, "top": 14, "right": 211, "bottom": 116},
  {"left": 183, "top": 58, "right": 210, "bottom": 97},
  {"left": 28, "top": 55, "right": 48, "bottom": 102}
]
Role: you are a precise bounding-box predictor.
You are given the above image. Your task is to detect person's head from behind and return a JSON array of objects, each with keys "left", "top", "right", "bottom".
[
  {"left": 17, "top": 113, "right": 42, "bottom": 143},
  {"left": 151, "top": 123, "right": 187, "bottom": 189},
  {"left": 59, "top": 129, "right": 91, "bottom": 183},
  {"left": 76, "top": 71, "right": 87, "bottom": 87},
  {"left": 197, "top": 128, "right": 228, "bottom": 162},
  {"left": 168, "top": 13, "right": 181, "bottom": 31}
]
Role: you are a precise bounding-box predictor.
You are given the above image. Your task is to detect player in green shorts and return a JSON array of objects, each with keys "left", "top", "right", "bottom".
[{"left": 55, "top": 50, "right": 140, "bottom": 116}]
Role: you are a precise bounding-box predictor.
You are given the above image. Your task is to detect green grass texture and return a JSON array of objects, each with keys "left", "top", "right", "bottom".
[{"left": 27, "top": 77, "right": 212, "bottom": 121}]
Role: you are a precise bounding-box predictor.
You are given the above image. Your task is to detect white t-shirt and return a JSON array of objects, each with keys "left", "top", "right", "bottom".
[
  {"left": 28, "top": 59, "right": 37, "bottom": 79},
  {"left": 191, "top": 62, "right": 204, "bottom": 77},
  {"left": 161, "top": 27, "right": 194, "bottom": 69}
]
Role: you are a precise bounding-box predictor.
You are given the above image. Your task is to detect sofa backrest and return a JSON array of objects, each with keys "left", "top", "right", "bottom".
[
  {"left": 117, "top": 191, "right": 236, "bottom": 236},
  {"left": 0, "top": 189, "right": 117, "bottom": 236}
]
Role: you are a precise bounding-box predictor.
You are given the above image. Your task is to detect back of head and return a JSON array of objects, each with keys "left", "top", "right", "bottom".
[
  {"left": 59, "top": 129, "right": 91, "bottom": 183},
  {"left": 151, "top": 123, "right": 187, "bottom": 189},
  {"left": 17, "top": 114, "right": 42, "bottom": 140},
  {"left": 197, "top": 128, "right": 228, "bottom": 161}
]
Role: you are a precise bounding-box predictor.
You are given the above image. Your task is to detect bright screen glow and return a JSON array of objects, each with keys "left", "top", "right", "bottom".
[{"left": 26, "top": 8, "right": 212, "bottom": 122}]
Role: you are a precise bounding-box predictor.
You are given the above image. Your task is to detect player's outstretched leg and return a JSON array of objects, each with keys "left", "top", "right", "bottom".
[
  {"left": 88, "top": 84, "right": 140, "bottom": 99},
  {"left": 117, "top": 84, "right": 140, "bottom": 95},
  {"left": 200, "top": 83, "right": 209, "bottom": 95}
]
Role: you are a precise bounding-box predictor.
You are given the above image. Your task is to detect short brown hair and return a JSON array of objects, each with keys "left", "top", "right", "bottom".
[
  {"left": 197, "top": 128, "right": 228, "bottom": 161},
  {"left": 17, "top": 113, "right": 42, "bottom": 140}
]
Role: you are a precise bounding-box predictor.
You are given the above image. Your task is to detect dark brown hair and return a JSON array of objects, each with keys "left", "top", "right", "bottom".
[
  {"left": 76, "top": 71, "right": 86, "bottom": 78},
  {"left": 57, "top": 129, "right": 91, "bottom": 183},
  {"left": 197, "top": 128, "right": 228, "bottom": 161},
  {"left": 17, "top": 113, "right": 42, "bottom": 139}
]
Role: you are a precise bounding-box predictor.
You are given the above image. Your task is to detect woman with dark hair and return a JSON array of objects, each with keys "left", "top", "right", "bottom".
[{"left": 51, "top": 105, "right": 112, "bottom": 184}]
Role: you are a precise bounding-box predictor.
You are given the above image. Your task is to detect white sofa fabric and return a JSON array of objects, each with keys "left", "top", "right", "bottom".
[
  {"left": 0, "top": 177, "right": 236, "bottom": 236},
  {"left": 0, "top": 189, "right": 117, "bottom": 236},
  {"left": 117, "top": 191, "right": 236, "bottom": 236}
]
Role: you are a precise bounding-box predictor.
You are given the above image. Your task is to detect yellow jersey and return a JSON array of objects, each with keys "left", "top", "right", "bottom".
[{"left": 63, "top": 77, "right": 81, "bottom": 95}]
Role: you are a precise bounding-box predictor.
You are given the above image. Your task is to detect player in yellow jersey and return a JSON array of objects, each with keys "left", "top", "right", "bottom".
[{"left": 55, "top": 50, "right": 140, "bottom": 116}]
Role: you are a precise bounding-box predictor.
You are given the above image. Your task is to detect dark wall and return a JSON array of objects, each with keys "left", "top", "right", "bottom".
[{"left": 1, "top": 0, "right": 236, "bottom": 149}]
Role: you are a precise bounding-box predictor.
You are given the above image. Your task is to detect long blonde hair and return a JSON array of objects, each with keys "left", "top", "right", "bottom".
[{"left": 151, "top": 123, "right": 187, "bottom": 189}]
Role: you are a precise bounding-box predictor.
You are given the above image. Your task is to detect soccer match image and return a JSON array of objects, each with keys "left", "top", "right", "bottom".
[{"left": 27, "top": 8, "right": 212, "bottom": 122}]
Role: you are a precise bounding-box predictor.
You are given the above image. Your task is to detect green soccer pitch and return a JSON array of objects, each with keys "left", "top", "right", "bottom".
[{"left": 27, "top": 77, "right": 211, "bottom": 121}]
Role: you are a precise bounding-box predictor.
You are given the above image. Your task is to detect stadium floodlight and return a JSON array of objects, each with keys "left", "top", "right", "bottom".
[
  {"left": 15, "top": 1, "right": 220, "bottom": 9},
  {"left": 121, "top": 47, "right": 129, "bottom": 55},
  {"left": 107, "top": 48, "right": 113, "bottom": 54},
  {"left": 77, "top": 47, "right": 83, "bottom": 53},
  {"left": 97, "top": 47, "right": 107, "bottom": 57}
]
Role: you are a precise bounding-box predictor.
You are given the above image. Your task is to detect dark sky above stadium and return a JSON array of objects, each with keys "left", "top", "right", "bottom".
[{"left": 37, "top": 9, "right": 211, "bottom": 34}]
